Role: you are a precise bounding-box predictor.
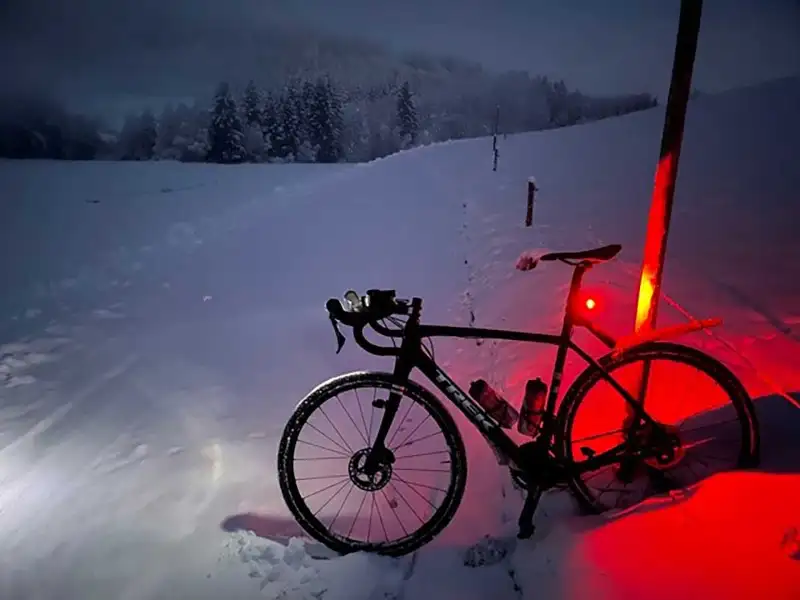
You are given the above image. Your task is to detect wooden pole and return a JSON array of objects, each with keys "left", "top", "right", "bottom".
[
  {"left": 492, "top": 105, "right": 500, "bottom": 172},
  {"left": 525, "top": 178, "right": 537, "bottom": 227},
  {"left": 635, "top": 0, "right": 703, "bottom": 334},
  {"left": 631, "top": 0, "right": 703, "bottom": 414}
]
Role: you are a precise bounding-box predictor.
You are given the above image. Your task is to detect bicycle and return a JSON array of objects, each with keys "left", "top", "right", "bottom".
[{"left": 278, "top": 244, "right": 760, "bottom": 557}]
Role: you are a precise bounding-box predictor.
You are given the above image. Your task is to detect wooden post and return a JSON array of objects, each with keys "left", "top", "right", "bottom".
[
  {"left": 492, "top": 105, "right": 500, "bottom": 172},
  {"left": 631, "top": 0, "right": 703, "bottom": 413},
  {"left": 635, "top": 0, "right": 703, "bottom": 334},
  {"left": 525, "top": 177, "right": 537, "bottom": 227}
]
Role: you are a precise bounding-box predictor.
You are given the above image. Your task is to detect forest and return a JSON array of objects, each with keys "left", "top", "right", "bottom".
[{"left": 0, "top": 69, "right": 657, "bottom": 163}]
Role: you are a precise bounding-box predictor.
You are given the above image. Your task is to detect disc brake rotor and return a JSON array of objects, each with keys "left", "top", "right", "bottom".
[{"left": 349, "top": 448, "right": 393, "bottom": 492}]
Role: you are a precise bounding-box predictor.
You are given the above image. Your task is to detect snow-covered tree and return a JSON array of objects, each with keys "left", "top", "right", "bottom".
[
  {"left": 308, "top": 78, "right": 344, "bottom": 163},
  {"left": 156, "top": 104, "right": 181, "bottom": 159},
  {"left": 242, "top": 80, "right": 263, "bottom": 127},
  {"left": 207, "top": 82, "right": 245, "bottom": 164},
  {"left": 261, "top": 92, "right": 280, "bottom": 159},
  {"left": 116, "top": 109, "right": 157, "bottom": 160},
  {"left": 138, "top": 109, "right": 158, "bottom": 159},
  {"left": 241, "top": 80, "right": 267, "bottom": 161},
  {"left": 243, "top": 126, "right": 267, "bottom": 161},
  {"left": 298, "top": 80, "right": 316, "bottom": 156},
  {"left": 395, "top": 81, "right": 418, "bottom": 148},
  {"left": 271, "top": 82, "right": 302, "bottom": 161}
]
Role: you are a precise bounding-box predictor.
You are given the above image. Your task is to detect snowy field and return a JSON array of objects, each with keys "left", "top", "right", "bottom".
[{"left": 0, "top": 76, "right": 799, "bottom": 599}]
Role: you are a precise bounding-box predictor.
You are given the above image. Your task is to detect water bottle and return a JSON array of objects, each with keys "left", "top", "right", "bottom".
[
  {"left": 468, "top": 379, "right": 519, "bottom": 428},
  {"left": 518, "top": 378, "right": 547, "bottom": 437}
]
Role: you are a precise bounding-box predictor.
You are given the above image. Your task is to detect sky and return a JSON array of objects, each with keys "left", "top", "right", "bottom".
[
  {"left": 1, "top": 0, "right": 798, "bottom": 117},
  {"left": 280, "top": 0, "right": 800, "bottom": 94}
]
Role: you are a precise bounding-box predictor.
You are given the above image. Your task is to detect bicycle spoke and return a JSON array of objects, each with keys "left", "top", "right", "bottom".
[
  {"left": 387, "top": 398, "right": 416, "bottom": 447},
  {"left": 304, "top": 423, "right": 350, "bottom": 455},
  {"left": 583, "top": 464, "right": 615, "bottom": 481},
  {"left": 367, "top": 388, "right": 377, "bottom": 445},
  {"left": 679, "top": 418, "right": 740, "bottom": 434},
  {"left": 329, "top": 482, "right": 356, "bottom": 531},
  {"left": 336, "top": 394, "right": 369, "bottom": 447},
  {"left": 394, "top": 467, "right": 451, "bottom": 473},
  {"left": 393, "top": 473, "right": 439, "bottom": 512},
  {"left": 392, "top": 413, "right": 432, "bottom": 450},
  {"left": 692, "top": 452, "right": 733, "bottom": 464},
  {"left": 597, "top": 486, "right": 637, "bottom": 495},
  {"left": 394, "top": 449, "right": 450, "bottom": 460},
  {"left": 348, "top": 492, "right": 369, "bottom": 539},
  {"left": 394, "top": 429, "right": 442, "bottom": 451},
  {"left": 313, "top": 480, "right": 350, "bottom": 517},
  {"left": 388, "top": 480, "right": 425, "bottom": 525},
  {"left": 681, "top": 458, "right": 704, "bottom": 481},
  {"left": 296, "top": 438, "right": 350, "bottom": 457},
  {"left": 573, "top": 428, "right": 624, "bottom": 443},
  {"left": 306, "top": 478, "right": 350, "bottom": 503},
  {"left": 367, "top": 494, "right": 375, "bottom": 543},
  {"left": 354, "top": 388, "right": 371, "bottom": 445},
  {"left": 296, "top": 474, "right": 349, "bottom": 481},
  {"left": 380, "top": 489, "right": 409, "bottom": 537},
  {"left": 375, "top": 493, "right": 390, "bottom": 541},
  {"left": 318, "top": 405, "right": 353, "bottom": 453},
  {"left": 389, "top": 478, "right": 447, "bottom": 494}
]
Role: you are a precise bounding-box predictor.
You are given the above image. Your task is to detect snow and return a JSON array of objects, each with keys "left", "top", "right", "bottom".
[{"left": 1, "top": 75, "right": 799, "bottom": 599}]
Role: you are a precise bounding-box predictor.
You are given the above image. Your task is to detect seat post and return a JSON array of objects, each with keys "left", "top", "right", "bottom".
[{"left": 564, "top": 261, "right": 590, "bottom": 321}]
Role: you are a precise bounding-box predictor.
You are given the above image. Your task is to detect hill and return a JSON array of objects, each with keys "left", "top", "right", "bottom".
[{"left": 0, "top": 76, "right": 798, "bottom": 599}]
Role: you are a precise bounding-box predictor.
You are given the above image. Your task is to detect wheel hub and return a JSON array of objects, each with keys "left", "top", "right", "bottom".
[
  {"left": 348, "top": 447, "right": 394, "bottom": 491},
  {"left": 644, "top": 423, "right": 684, "bottom": 469}
]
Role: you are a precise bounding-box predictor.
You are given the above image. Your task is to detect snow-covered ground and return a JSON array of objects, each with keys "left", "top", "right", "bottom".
[{"left": 1, "top": 76, "right": 799, "bottom": 599}]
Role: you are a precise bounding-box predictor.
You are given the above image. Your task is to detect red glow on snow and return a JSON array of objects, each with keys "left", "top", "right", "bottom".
[{"left": 569, "top": 472, "right": 800, "bottom": 600}]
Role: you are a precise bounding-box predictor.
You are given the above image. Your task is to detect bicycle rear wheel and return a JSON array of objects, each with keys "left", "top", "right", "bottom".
[
  {"left": 557, "top": 342, "right": 759, "bottom": 514},
  {"left": 278, "top": 371, "right": 467, "bottom": 556}
]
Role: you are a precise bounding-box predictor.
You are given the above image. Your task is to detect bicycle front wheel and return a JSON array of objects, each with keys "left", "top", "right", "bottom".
[
  {"left": 557, "top": 342, "right": 759, "bottom": 514},
  {"left": 278, "top": 371, "right": 467, "bottom": 556}
]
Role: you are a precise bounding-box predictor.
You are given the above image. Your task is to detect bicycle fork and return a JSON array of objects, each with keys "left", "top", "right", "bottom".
[
  {"left": 363, "top": 314, "right": 420, "bottom": 474},
  {"left": 364, "top": 391, "right": 403, "bottom": 473}
]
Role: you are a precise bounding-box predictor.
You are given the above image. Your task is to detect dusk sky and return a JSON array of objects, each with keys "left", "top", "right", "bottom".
[
  {"left": 280, "top": 0, "right": 800, "bottom": 94},
  {"left": 2, "top": 0, "right": 798, "bottom": 114}
]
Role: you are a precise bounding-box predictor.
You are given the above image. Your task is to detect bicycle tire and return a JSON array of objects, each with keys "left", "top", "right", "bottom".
[
  {"left": 556, "top": 341, "right": 760, "bottom": 514},
  {"left": 278, "top": 371, "right": 468, "bottom": 556}
]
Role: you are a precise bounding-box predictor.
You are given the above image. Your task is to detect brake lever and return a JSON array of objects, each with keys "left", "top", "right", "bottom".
[{"left": 329, "top": 316, "right": 346, "bottom": 354}]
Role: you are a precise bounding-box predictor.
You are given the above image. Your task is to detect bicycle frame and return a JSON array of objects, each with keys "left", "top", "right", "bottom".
[
  {"left": 364, "top": 261, "right": 722, "bottom": 479},
  {"left": 371, "top": 263, "right": 650, "bottom": 476}
]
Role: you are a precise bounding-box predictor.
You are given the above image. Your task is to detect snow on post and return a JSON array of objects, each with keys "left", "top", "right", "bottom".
[{"left": 525, "top": 177, "right": 538, "bottom": 227}]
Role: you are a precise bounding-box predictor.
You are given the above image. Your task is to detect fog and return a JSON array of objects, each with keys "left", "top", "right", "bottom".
[{"left": 2, "top": 0, "right": 798, "bottom": 120}]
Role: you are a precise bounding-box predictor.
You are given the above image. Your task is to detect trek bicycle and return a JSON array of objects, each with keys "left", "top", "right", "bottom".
[{"left": 278, "top": 244, "right": 760, "bottom": 556}]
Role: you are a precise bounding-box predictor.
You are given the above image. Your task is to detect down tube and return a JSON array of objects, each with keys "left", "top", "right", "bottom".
[{"left": 414, "top": 353, "right": 519, "bottom": 458}]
